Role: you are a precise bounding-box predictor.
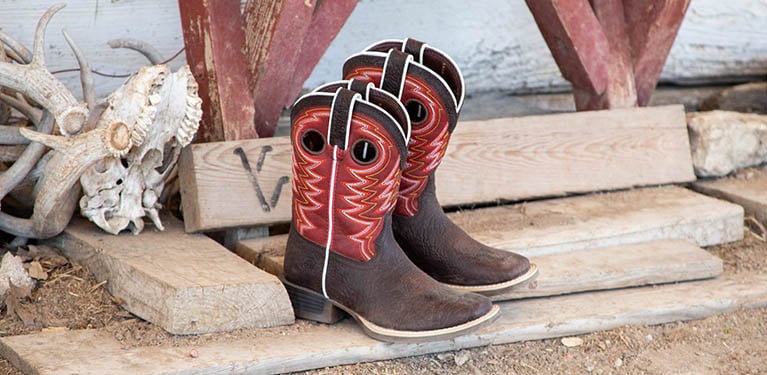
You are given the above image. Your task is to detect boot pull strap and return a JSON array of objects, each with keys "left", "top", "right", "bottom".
[
  {"left": 380, "top": 49, "right": 413, "bottom": 100},
  {"left": 327, "top": 88, "right": 360, "bottom": 149},
  {"left": 366, "top": 38, "right": 465, "bottom": 112},
  {"left": 402, "top": 38, "right": 426, "bottom": 63}
]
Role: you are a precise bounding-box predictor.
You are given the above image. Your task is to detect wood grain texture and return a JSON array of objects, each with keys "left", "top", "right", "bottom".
[
  {"left": 625, "top": 0, "right": 691, "bottom": 105},
  {"left": 243, "top": 0, "right": 357, "bottom": 137},
  {"left": 179, "top": 105, "right": 695, "bottom": 231},
  {"left": 692, "top": 175, "right": 767, "bottom": 224},
  {"left": 236, "top": 186, "right": 742, "bottom": 261},
  {"left": 3, "top": 272, "right": 765, "bottom": 375},
  {"left": 237, "top": 239, "right": 723, "bottom": 301},
  {"left": 178, "top": 0, "right": 258, "bottom": 141},
  {"left": 525, "top": 0, "right": 609, "bottom": 95},
  {"left": 45, "top": 216, "right": 294, "bottom": 335},
  {"left": 580, "top": 0, "right": 637, "bottom": 109}
]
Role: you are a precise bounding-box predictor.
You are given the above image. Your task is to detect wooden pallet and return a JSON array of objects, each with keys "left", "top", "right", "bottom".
[
  {"left": 238, "top": 239, "right": 723, "bottom": 302},
  {"left": 236, "top": 186, "right": 743, "bottom": 262},
  {"left": 46, "top": 217, "right": 294, "bottom": 335},
  {"left": 179, "top": 105, "right": 695, "bottom": 232},
  {"left": 3, "top": 271, "right": 764, "bottom": 375}
]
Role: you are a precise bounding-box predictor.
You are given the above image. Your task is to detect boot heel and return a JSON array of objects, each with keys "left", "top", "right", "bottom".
[{"left": 279, "top": 276, "right": 347, "bottom": 324}]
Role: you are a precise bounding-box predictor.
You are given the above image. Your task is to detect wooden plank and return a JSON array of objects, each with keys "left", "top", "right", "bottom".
[
  {"left": 236, "top": 186, "right": 742, "bottom": 258},
  {"left": 3, "top": 273, "right": 765, "bottom": 375},
  {"left": 178, "top": 0, "right": 258, "bottom": 141},
  {"left": 236, "top": 239, "right": 723, "bottom": 301},
  {"left": 700, "top": 82, "right": 767, "bottom": 114},
  {"left": 625, "top": 0, "right": 691, "bottom": 105},
  {"left": 692, "top": 173, "right": 767, "bottom": 224},
  {"left": 45, "top": 217, "right": 294, "bottom": 335},
  {"left": 243, "top": 0, "right": 357, "bottom": 137},
  {"left": 179, "top": 105, "right": 696, "bottom": 231}
]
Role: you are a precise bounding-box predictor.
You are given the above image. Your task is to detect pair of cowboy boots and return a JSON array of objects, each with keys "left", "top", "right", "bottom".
[{"left": 281, "top": 39, "right": 538, "bottom": 342}]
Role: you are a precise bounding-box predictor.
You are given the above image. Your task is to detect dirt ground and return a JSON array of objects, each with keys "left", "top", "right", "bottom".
[{"left": 0, "top": 222, "right": 766, "bottom": 374}]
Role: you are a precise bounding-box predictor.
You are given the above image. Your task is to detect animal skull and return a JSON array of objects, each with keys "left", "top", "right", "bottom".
[{"left": 79, "top": 65, "right": 201, "bottom": 235}]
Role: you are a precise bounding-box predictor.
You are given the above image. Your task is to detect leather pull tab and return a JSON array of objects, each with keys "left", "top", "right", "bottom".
[
  {"left": 403, "top": 38, "right": 425, "bottom": 63},
  {"left": 347, "top": 79, "right": 372, "bottom": 99},
  {"left": 381, "top": 49, "right": 412, "bottom": 100},
  {"left": 328, "top": 88, "right": 358, "bottom": 149}
]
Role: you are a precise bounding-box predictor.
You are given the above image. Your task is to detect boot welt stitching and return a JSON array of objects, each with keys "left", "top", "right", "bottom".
[
  {"left": 339, "top": 301, "right": 501, "bottom": 341},
  {"left": 443, "top": 263, "right": 540, "bottom": 293}
]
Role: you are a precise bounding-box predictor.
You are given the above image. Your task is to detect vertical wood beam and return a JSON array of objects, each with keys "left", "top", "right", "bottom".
[
  {"left": 525, "top": 0, "right": 609, "bottom": 107},
  {"left": 625, "top": 0, "right": 691, "bottom": 105},
  {"left": 526, "top": 0, "right": 688, "bottom": 111},
  {"left": 580, "top": 0, "right": 637, "bottom": 109},
  {"left": 243, "top": 0, "right": 357, "bottom": 138},
  {"left": 179, "top": 0, "right": 259, "bottom": 142}
]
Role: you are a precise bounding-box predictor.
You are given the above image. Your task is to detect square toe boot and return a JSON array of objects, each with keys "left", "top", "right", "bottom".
[
  {"left": 282, "top": 86, "right": 499, "bottom": 342},
  {"left": 342, "top": 40, "right": 539, "bottom": 296}
]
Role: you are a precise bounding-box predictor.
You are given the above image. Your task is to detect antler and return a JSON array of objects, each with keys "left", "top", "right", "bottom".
[
  {"left": 108, "top": 38, "right": 165, "bottom": 65},
  {"left": 0, "top": 3, "right": 87, "bottom": 136}
]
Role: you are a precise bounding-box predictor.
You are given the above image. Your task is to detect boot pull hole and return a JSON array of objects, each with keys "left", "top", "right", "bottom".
[
  {"left": 301, "top": 129, "right": 326, "bottom": 155},
  {"left": 352, "top": 139, "right": 378, "bottom": 165},
  {"left": 405, "top": 100, "right": 427, "bottom": 126}
]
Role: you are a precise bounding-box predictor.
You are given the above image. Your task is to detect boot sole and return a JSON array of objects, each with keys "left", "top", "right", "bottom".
[
  {"left": 444, "top": 263, "right": 540, "bottom": 296},
  {"left": 280, "top": 276, "right": 500, "bottom": 343}
]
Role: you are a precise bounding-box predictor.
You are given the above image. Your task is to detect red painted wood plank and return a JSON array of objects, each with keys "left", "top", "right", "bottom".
[
  {"left": 577, "top": 0, "right": 637, "bottom": 109},
  {"left": 179, "top": 0, "right": 259, "bottom": 142},
  {"left": 525, "top": 0, "right": 609, "bottom": 104},
  {"left": 625, "top": 0, "right": 691, "bottom": 105},
  {"left": 243, "top": 0, "right": 357, "bottom": 138}
]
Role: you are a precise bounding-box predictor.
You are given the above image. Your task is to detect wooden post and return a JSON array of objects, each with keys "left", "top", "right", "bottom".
[
  {"left": 526, "top": 0, "right": 689, "bottom": 110},
  {"left": 178, "top": 0, "right": 259, "bottom": 142},
  {"left": 581, "top": 0, "right": 637, "bottom": 109},
  {"left": 525, "top": 0, "right": 609, "bottom": 108},
  {"left": 243, "top": 0, "right": 358, "bottom": 137},
  {"left": 625, "top": 0, "right": 691, "bottom": 105}
]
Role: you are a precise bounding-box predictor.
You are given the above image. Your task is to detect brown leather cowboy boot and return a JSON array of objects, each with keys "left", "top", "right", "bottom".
[
  {"left": 281, "top": 84, "right": 499, "bottom": 342},
  {"left": 342, "top": 39, "right": 538, "bottom": 296}
]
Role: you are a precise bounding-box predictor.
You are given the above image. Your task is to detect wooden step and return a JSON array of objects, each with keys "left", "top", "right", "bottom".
[
  {"left": 2, "top": 272, "right": 764, "bottom": 375},
  {"left": 179, "top": 105, "right": 695, "bottom": 232},
  {"left": 237, "top": 239, "right": 723, "bottom": 302},
  {"left": 46, "top": 217, "right": 294, "bottom": 335},
  {"left": 692, "top": 171, "right": 767, "bottom": 224},
  {"left": 236, "top": 186, "right": 743, "bottom": 262}
]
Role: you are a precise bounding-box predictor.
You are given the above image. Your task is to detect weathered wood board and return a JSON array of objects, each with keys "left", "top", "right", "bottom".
[
  {"left": 236, "top": 239, "right": 723, "bottom": 302},
  {"left": 693, "top": 174, "right": 767, "bottom": 224},
  {"left": 3, "top": 273, "right": 765, "bottom": 375},
  {"left": 235, "top": 186, "right": 742, "bottom": 261},
  {"left": 180, "top": 105, "right": 695, "bottom": 232},
  {"left": 46, "top": 217, "right": 294, "bottom": 335}
]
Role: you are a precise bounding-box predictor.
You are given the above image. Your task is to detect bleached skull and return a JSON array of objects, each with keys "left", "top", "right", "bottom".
[{"left": 79, "top": 65, "right": 201, "bottom": 235}]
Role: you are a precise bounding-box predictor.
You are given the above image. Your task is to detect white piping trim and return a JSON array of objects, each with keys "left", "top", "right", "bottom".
[
  {"left": 321, "top": 146, "right": 339, "bottom": 299},
  {"left": 313, "top": 80, "right": 350, "bottom": 93},
  {"left": 427, "top": 46, "right": 465, "bottom": 111},
  {"left": 361, "top": 38, "right": 401, "bottom": 53},
  {"left": 344, "top": 93, "right": 360, "bottom": 149}
]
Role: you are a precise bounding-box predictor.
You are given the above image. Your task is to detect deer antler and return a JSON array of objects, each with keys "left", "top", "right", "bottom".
[
  {"left": 108, "top": 38, "right": 165, "bottom": 65},
  {"left": 0, "top": 3, "right": 87, "bottom": 136}
]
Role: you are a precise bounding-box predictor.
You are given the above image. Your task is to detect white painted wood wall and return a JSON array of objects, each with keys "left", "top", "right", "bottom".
[{"left": 1, "top": 0, "right": 765, "bottom": 101}]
